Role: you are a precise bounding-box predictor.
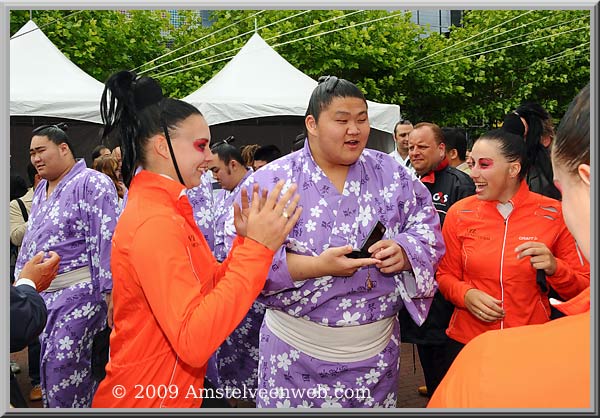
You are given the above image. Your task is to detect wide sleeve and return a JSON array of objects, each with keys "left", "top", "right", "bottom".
[
  {"left": 10, "top": 285, "right": 47, "bottom": 353},
  {"left": 130, "top": 216, "right": 274, "bottom": 367},
  {"left": 83, "top": 174, "right": 121, "bottom": 294},
  {"left": 436, "top": 205, "right": 474, "bottom": 308},
  {"left": 547, "top": 223, "right": 590, "bottom": 300},
  {"left": 393, "top": 177, "right": 445, "bottom": 299},
  {"left": 219, "top": 203, "right": 238, "bottom": 263}
]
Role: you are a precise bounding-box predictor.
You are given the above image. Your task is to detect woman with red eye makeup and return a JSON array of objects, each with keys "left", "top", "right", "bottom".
[
  {"left": 429, "top": 128, "right": 589, "bottom": 399},
  {"left": 91, "top": 71, "right": 302, "bottom": 408}
]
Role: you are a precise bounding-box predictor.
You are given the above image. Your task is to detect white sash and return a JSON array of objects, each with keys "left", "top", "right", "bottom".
[
  {"left": 264, "top": 309, "right": 395, "bottom": 363},
  {"left": 45, "top": 266, "right": 91, "bottom": 292}
]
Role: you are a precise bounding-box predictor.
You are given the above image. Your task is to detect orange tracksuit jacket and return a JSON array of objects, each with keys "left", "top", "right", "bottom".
[
  {"left": 437, "top": 181, "right": 589, "bottom": 345},
  {"left": 92, "top": 171, "right": 274, "bottom": 408},
  {"left": 428, "top": 288, "right": 590, "bottom": 408}
]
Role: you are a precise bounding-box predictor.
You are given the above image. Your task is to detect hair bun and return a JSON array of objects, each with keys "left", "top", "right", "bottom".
[
  {"left": 55, "top": 122, "right": 68, "bottom": 131},
  {"left": 134, "top": 76, "right": 164, "bottom": 110}
]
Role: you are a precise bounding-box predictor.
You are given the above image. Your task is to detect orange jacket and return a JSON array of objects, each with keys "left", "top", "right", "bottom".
[
  {"left": 437, "top": 181, "right": 589, "bottom": 344},
  {"left": 92, "top": 171, "right": 274, "bottom": 408},
  {"left": 428, "top": 288, "right": 590, "bottom": 408}
]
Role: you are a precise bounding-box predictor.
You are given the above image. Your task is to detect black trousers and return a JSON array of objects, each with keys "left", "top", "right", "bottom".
[
  {"left": 416, "top": 338, "right": 465, "bottom": 398},
  {"left": 200, "top": 380, "right": 231, "bottom": 408},
  {"left": 28, "top": 338, "right": 41, "bottom": 386},
  {"left": 10, "top": 372, "right": 27, "bottom": 408},
  {"left": 417, "top": 343, "right": 448, "bottom": 397}
]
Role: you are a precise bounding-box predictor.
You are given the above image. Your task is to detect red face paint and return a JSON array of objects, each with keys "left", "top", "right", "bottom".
[
  {"left": 193, "top": 139, "right": 209, "bottom": 153},
  {"left": 478, "top": 158, "right": 494, "bottom": 169}
]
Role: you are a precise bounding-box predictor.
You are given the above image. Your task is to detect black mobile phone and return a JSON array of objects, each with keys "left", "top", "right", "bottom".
[{"left": 346, "top": 221, "right": 387, "bottom": 259}]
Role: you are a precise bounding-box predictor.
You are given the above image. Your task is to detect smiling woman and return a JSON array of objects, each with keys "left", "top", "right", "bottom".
[
  {"left": 430, "top": 128, "right": 590, "bottom": 402},
  {"left": 428, "top": 84, "right": 592, "bottom": 409},
  {"left": 91, "top": 70, "right": 302, "bottom": 408}
]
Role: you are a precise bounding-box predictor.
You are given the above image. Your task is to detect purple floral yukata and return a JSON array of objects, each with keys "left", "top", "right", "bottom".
[
  {"left": 203, "top": 170, "right": 265, "bottom": 401},
  {"left": 187, "top": 171, "right": 217, "bottom": 251},
  {"left": 14, "top": 159, "right": 120, "bottom": 407},
  {"left": 230, "top": 142, "right": 444, "bottom": 408}
]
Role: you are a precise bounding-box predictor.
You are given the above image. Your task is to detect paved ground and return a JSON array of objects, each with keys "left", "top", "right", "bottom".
[{"left": 11, "top": 342, "right": 429, "bottom": 409}]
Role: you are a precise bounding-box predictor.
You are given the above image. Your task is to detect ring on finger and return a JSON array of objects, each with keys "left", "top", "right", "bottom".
[{"left": 282, "top": 211, "right": 289, "bottom": 219}]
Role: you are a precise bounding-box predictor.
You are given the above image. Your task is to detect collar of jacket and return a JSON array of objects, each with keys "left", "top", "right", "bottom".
[
  {"left": 130, "top": 170, "right": 193, "bottom": 218},
  {"left": 479, "top": 179, "right": 531, "bottom": 211},
  {"left": 420, "top": 157, "right": 450, "bottom": 184}
]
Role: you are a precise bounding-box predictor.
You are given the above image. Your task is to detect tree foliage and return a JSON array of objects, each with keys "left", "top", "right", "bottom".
[
  {"left": 405, "top": 9, "right": 590, "bottom": 135},
  {"left": 10, "top": 9, "right": 591, "bottom": 134},
  {"left": 151, "top": 10, "right": 426, "bottom": 103},
  {"left": 11, "top": 10, "right": 170, "bottom": 83}
]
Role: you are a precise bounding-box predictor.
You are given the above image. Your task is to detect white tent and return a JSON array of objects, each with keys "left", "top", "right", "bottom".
[
  {"left": 183, "top": 33, "right": 400, "bottom": 133},
  {"left": 10, "top": 20, "right": 104, "bottom": 123}
]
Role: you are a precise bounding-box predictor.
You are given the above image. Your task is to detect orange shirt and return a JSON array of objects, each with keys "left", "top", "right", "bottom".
[
  {"left": 437, "top": 181, "right": 589, "bottom": 344},
  {"left": 428, "top": 288, "right": 590, "bottom": 408},
  {"left": 92, "top": 171, "right": 274, "bottom": 408}
]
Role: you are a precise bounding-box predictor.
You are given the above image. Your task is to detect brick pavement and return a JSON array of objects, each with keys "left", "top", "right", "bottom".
[{"left": 11, "top": 342, "right": 429, "bottom": 409}]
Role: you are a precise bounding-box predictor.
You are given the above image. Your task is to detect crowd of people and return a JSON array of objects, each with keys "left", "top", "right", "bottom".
[{"left": 8, "top": 71, "right": 591, "bottom": 409}]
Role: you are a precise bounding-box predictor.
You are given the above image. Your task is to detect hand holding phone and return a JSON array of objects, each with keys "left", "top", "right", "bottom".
[{"left": 345, "top": 221, "right": 386, "bottom": 259}]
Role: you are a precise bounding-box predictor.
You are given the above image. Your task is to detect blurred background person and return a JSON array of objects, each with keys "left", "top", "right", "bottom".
[
  {"left": 9, "top": 162, "right": 43, "bottom": 401},
  {"left": 111, "top": 146, "right": 125, "bottom": 191},
  {"left": 240, "top": 143, "right": 259, "bottom": 169},
  {"left": 442, "top": 127, "right": 470, "bottom": 175},
  {"left": 502, "top": 102, "right": 561, "bottom": 200},
  {"left": 252, "top": 144, "right": 282, "bottom": 171},
  {"left": 389, "top": 119, "right": 414, "bottom": 171},
  {"left": 91, "top": 144, "right": 111, "bottom": 163},
  {"left": 291, "top": 132, "right": 305, "bottom": 152},
  {"left": 401, "top": 122, "right": 474, "bottom": 398},
  {"left": 92, "top": 154, "right": 126, "bottom": 206}
]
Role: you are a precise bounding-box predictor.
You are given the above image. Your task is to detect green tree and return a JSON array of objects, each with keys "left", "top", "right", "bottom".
[
  {"left": 147, "top": 10, "right": 425, "bottom": 102},
  {"left": 404, "top": 9, "right": 590, "bottom": 133},
  {"left": 10, "top": 9, "right": 590, "bottom": 131},
  {"left": 11, "top": 10, "right": 171, "bottom": 83}
]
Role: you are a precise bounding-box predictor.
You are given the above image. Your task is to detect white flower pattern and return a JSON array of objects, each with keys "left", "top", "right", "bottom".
[{"left": 228, "top": 146, "right": 443, "bottom": 408}]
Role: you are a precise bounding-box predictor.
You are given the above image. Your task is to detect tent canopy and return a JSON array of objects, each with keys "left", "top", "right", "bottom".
[
  {"left": 10, "top": 20, "right": 105, "bottom": 123},
  {"left": 183, "top": 33, "right": 400, "bottom": 133}
]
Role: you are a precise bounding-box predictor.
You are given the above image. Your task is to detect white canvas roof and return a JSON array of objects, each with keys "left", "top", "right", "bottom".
[
  {"left": 10, "top": 20, "right": 104, "bottom": 123},
  {"left": 183, "top": 33, "right": 400, "bottom": 133}
]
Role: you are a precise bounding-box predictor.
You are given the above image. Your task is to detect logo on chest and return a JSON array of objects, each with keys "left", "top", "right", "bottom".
[
  {"left": 518, "top": 236, "right": 539, "bottom": 241},
  {"left": 465, "top": 228, "right": 491, "bottom": 241},
  {"left": 188, "top": 234, "right": 200, "bottom": 247},
  {"left": 432, "top": 192, "right": 448, "bottom": 204}
]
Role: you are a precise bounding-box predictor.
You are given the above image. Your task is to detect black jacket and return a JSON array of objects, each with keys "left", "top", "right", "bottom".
[
  {"left": 10, "top": 283, "right": 47, "bottom": 407},
  {"left": 10, "top": 284, "right": 47, "bottom": 353},
  {"left": 527, "top": 163, "right": 562, "bottom": 201},
  {"left": 399, "top": 162, "right": 475, "bottom": 345}
]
